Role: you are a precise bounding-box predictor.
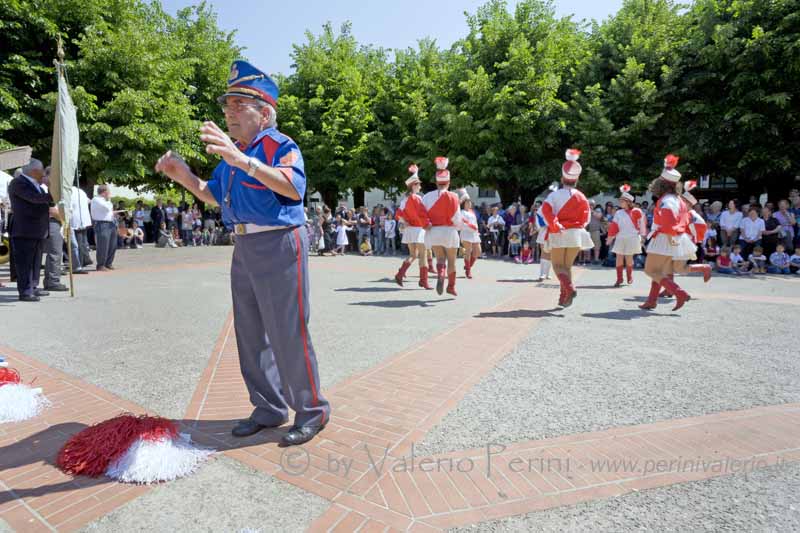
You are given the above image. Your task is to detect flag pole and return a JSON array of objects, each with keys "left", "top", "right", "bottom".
[{"left": 55, "top": 36, "right": 75, "bottom": 297}]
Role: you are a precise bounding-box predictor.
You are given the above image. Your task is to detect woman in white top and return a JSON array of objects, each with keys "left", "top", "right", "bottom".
[
  {"left": 487, "top": 207, "right": 504, "bottom": 256},
  {"left": 719, "top": 200, "right": 743, "bottom": 247},
  {"left": 459, "top": 195, "right": 481, "bottom": 279}
]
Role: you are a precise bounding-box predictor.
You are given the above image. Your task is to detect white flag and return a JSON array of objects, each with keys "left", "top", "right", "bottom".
[{"left": 50, "top": 61, "right": 79, "bottom": 223}]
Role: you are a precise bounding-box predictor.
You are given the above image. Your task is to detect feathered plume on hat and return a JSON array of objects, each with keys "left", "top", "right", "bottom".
[
  {"left": 434, "top": 157, "right": 450, "bottom": 183},
  {"left": 562, "top": 149, "right": 582, "bottom": 183},
  {"left": 682, "top": 179, "right": 699, "bottom": 206},
  {"left": 619, "top": 183, "right": 634, "bottom": 202},
  {"left": 661, "top": 154, "right": 681, "bottom": 182},
  {"left": 405, "top": 163, "right": 421, "bottom": 187}
]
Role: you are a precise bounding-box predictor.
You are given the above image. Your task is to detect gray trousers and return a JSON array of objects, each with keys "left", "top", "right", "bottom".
[
  {"left": 231, "top": 226, "right": 330, "bottom": 428},
  {"left": 75, "top": 228, "right": 93, "bottom": 266},
  {"left": 94, "top": 221, "right": 117, "bottom": 268},
  {"left": 44, "top": 220, "right": 63, "bottom": 287}
]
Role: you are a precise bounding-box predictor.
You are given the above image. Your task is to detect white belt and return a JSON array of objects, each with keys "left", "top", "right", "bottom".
[{"left": 234, "top": 223, "right": 291, "bottom": 235}]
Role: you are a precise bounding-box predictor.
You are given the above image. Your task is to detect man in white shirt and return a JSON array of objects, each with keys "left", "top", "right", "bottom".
[
  {"left": 739, "top": 207, "right": 765, "bottom": 257},
  {"left": 90, "top": 184, "right": 118, "bottom": 271},
  {"left": 719, "top": 200, "right": 743, "bottom": 247},
  {"left": 68, "top": 184, "right": 93, "bottom": 273}
]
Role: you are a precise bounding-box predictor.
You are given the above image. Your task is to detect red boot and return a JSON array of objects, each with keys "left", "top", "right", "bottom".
[
  {"left": 394, "top": 260, "right": 411, "bottom": 286},
  {"left": 639, "top": 281, "right": 661, "bottom": 310},
  {"left": 556, "top": 273, "right": 567, "bottom": 306},
  {"left": 470, "top": 256, "right": 477, "bottom": 277},
  {"left": 626, "top": 265, "right": 633, "bottom": 284},
  {"left": 465, "top": 257, "right": 472, "bottom": 279},
  {"left": 690, "top": 263, "right": 712, "bottom": 282},
  {"left": 418, "top": 267, "right": 432, "bottom": 290},
  {"left": 659, "top": 274, "right": 674, "bottom": 298},
  {"left": 660, "top": 277, "right": 690, "bottom": 311},
  {"left": 446, "top": 272, "right": 457, "bottom": 296},
  {"left": 427, "top": 257, "right": 434, "bottom": 272},
  {"left": 557, "top": 273, "right": 576, "bottom": 307},
  {"left": 435, "top": 263, "right": 446, "bottom": 295},
  {"left": 614, "top": 266, "right": 624, "bottom": 287}
]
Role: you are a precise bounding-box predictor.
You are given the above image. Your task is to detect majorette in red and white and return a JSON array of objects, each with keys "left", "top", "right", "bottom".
[
  {"left": 57, "top": 414, "right": 213, "bottom": 484},
  {"left": 659, "top": 180, "right": 713, "bottom": 296},
  {"left": 422, "top": 157, "right": 463, "bottom": 296},
  {"left": 640, "top": 154, "right": 696, "bottom": 311},
  {"left": 607, "top": 184, "right": 647, "bottom": 286},
  {"left": 394, "top": 164, "right": 432, "bottom": 289},
  {"left": 0, "top": 358, "right": 49, "bottom": 423},
  {"left": 541, "top": 149, "right": 593, "bottom": 307},
  {"left": 458, "top": 189, "right": 481, "bottom": 279}
]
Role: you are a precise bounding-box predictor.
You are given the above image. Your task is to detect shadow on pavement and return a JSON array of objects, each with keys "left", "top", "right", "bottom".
[
  {"left": 475, "top": 308, "right": 564, "bottom": 319},
  {"left": 582, "top": 309, "right": 679, "bottom": 320},
  {"left": 349, "top": 298, "right": 450, "bottom": 308}
]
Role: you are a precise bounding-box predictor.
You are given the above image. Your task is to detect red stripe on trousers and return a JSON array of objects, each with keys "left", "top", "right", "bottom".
[{"left": 294, "top": 228, "right": 323, "bottom": 425}]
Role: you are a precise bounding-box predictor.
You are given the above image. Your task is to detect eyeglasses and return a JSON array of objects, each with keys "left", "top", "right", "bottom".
[{"left": 220, "top": 102, "right": 264, "bottom": 113}]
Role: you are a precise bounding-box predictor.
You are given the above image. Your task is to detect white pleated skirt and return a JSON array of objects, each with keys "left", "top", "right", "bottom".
[
  {"left": 548, "top": 228, "right": 594, "bottom": 250},
  {"left": 459, "top": 229, "right": 481, "bottom": 244},
  {"left": 402, "top": 226, "right": 426, "bottom": 245},
  {"left": 612, "top": 235, "right": 643, "bottom": 256},
  {"left": 425, "top": 226, "right": 461, "bottom": 248},
  {"left": 646, "top": 233, "right": 697, "bottom": 260}
]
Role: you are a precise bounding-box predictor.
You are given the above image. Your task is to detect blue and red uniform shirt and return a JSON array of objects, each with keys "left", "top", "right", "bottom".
[{"left": 206, "top": 127, "right": 306, "bottom": 228}]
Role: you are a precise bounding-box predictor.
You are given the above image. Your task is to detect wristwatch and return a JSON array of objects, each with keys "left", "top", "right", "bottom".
[{"left": 246, "top": 156, "right": 262, "bottom": 177}]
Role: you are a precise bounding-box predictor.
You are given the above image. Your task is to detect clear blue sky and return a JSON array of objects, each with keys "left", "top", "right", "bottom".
[{"left": 159, "top": 0, "right": 623, "bottom": 76}]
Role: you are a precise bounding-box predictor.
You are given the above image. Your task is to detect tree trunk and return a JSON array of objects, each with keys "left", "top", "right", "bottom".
[
  {"left": 320, "top": 188, "right": 339, "bottom": 210},
  {"left": 495, "top": 179, "right": 519, "bottom": 207},
  {"left": 352, "top": 187, "right": 365, "bottom": 209}
]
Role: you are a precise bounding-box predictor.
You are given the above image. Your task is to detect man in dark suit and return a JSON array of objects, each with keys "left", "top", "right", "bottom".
[
  {"left": 8, "top": 158, "right": 54, "bottom": 302},
  {"left": 150, "top": 198, "right": 166, "bottom": 243}
]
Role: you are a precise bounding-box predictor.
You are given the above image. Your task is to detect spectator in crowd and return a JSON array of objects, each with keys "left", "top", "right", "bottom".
[
  {"left": 359, "top": 235, "right": 373, "bottom": 256},
  {"left": 117, "top": 220, "right": 130, "bottom": 248},
  {"left": 703, "top": 236, "right": 720, "bottom": 265},
  {"left": 789, "top": 247, "right": 800, "bottom": 274},
  {"left": 760, "top": 206, "right": 782, "bottom": 257},
  {"left": 192, "top": 226, "right": 202, "bottom": 246},
  {"left": 707, "top": 201, "right": 723, "bottom": 227},
  {"left": 384, "top": 210, "right": 397, "bottom": 255},
  {"left": 730, "top": 244, "right": 751, "bottom": 274},
  {"left": 129, "top": 221, "right": 144, "bottom": 248},
  {"left": 7, "top": 158, "right": 52, "bottom": 301},
  {"left": 150, "top": 198, "right": 166, "bottom": 242},
  {"left": 133, "top": 201, "right": 146, "bottom": 234},
  {"left": 487, "top": 206, "right": 503, "bottom": 256},
  {"left": 716, "top": 246, "right": 735, "bottom": 274},
  {"left": 70, "top": 183, "right": 93, "bottom": 269},
  {"left": 180, "top": 204, "right": 194, "bottom": 245},
  {"left": 356, "top": 206, "right": 371, "bottom": 248},
  {"left": 749, "top": 245, "right": 767, "bottom": 273},
  {"left": 334, "top": 214, "right": 349, "bottom": 255},
  {"left": 774, "top": 199, "right": 795, "bottom": 251},
  {"left": 319, "top": 206, "right": 334, "bottom": 255},
  {"left": 768, "top": 243, "right": 791, "bottom": 274},
  {"left": 587, "top": 207, "right": 607, "bottom": 265},
  {"left": 90, "top": 184, "right": 119, "bottom": 271},
  {"left": 738, "top": 206, "right": 764, "bottom": 258},
  {"left": 514, "top": 241, "right": 534, "bottom": 264},
  {"left": 155, "top": 222, "right": 177, "bottom": 248},
  {"left": 165, "top": 200, "right": 178, "bottom": 230},
  {"left": 502, "top": 205, "right": 518, "bottom": 254},
  {"left": 371, "top": 206, "right": 384, "bottom": 255},
  {"left": 170, "top": 226, "right": 183, "bottom": 246},
  {"left": 40, "top": 167, "right": 68, "bottom": 291},
  {"left": 508, "top": 231, "right": 521, "bottom": 257},
  {"left": 719, "top": 200, "right": 742, "bottom": 247}
]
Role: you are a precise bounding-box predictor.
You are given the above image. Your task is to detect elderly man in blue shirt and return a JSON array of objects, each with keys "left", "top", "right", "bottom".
[{"left": 156, "top": 61, "right": 330, "bottom": 446}]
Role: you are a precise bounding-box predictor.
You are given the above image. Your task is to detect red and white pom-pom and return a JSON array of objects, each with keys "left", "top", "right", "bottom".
[
  {"left": 685, "top": 180, "right": 697, "bottom": 192},
  {"left": 0, "top": 367, "right": 50, "bottom": 423},
  {"left": 661, "top": 153, "right": 681, "bottom": 182},
  {"left": 408, "top": 163, "right": 419, "bottom": 175},
  {"left": 664, "top": 154, "right": 679, "bottom": 170},
  {"left": 57, "top": 414, "right": 213, "bottom": 484},
  {"left": 434, "top": 156, "right": 449, "bottom": 170},
  {"left": 457, "top": 188, "right": 470, "bottom": 202},
  {"left": 565, "top": 148, "right": 581, "bottom": 162},
  {"left": 620, "top": 184, "right": 631, "bottom": 193}
]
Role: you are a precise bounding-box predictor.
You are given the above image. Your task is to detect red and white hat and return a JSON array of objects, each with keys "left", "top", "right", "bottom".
[
  {"left": 661, "top": 154, "right": 681, "bottom": 182},
  {"left": 683, "top": 179, "right": 698, "bottom": 206},
  {"left": 619, "top": 184, "right": 634, "bottom": 203},
  {"left": 405, "top": 163, "right": 421, "bottom": 186},
  {"left": 434, "top": 156, "right": 450, "bottom": 184},
  {"left": 562, "top": 149, "right": 582, "bottom": 183}
]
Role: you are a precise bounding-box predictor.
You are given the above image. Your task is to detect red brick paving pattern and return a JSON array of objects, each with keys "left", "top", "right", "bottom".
[{"left": 3, "top": 274, "right": 800, "bottom": 532}]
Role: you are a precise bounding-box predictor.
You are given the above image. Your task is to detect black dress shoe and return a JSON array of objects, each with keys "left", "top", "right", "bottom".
[
  {"left": 44, "top": 284, "right": 69, "bottom": 291},
  {"left": 34, "top": 289, "right": 50, "bottom": 296},
  {"left": 73, "top": 269, "right": 89, "bottom": 275},
  {"left": 231, "top": 418, "right": 285, "bottom": 437},
  {"left": 281, "top": 425, "right": 326, "bottom": 446},
  {"left": 19, "top": 295, "right": 40, "bottom": 302}
]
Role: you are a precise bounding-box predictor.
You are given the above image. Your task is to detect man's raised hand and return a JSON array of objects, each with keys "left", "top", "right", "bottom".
[
  {"left": 155, "top": 151, "right": 192, "bottom": 184},
  {"left": 199, "top": 121, "right": 247, "bottom": 168}
]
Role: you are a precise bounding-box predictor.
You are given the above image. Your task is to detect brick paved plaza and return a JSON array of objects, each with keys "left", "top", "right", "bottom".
[{"left": 1, "top": 246, "right": 799, "bottom": 532}]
